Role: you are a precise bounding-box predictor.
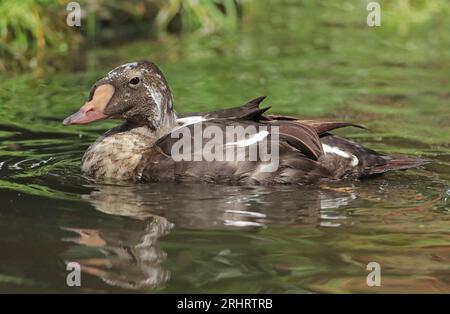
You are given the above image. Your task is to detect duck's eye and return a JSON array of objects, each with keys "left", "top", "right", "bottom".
[{"left": 128, "top": 77, "right": 140, "bottom": 87}]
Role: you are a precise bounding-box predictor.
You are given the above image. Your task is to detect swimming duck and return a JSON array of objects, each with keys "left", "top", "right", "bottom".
[{"left": 62, "top": 61, "right": 426, "bottom": 184}]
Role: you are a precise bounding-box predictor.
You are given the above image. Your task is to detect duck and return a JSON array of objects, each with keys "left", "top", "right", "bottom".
[{"left": 62, "top": 61, "right": 427, "bottom": 184}]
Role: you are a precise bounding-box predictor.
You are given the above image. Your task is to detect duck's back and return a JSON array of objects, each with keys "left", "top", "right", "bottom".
[{"left": 136, "top": 119, "right": 424, "bottom": 185}]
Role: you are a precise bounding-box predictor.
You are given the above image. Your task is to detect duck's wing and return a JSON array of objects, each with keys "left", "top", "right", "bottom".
[
  {"left": 139, "top": 118, "right": 426, "bottom": 184},
  {"left": 180, "top": 96, "right": 270, "bottom": 121},
  {"left": 141, "top": 97, "right": 427, "bottom": 184},
  {"left": 295, "top": 120, "right": 366, "bottom": 136},
  {"left": 272, "top": 121, "right": 323, "bottom": 160},
  {"left": 182, "top": 96, "right": 365, "bottom": 135},
  {"left": 138, "top": 119, "right": 332, "bottom": 184},
  {"left": 156, "top": 119, "right": 324, "bottom": 162},
  {"left": 171, "top": 95, "right": 370, "bottom": 163},
  {"left": 266, "top": 116, "right": 365, "bottom": 136}
]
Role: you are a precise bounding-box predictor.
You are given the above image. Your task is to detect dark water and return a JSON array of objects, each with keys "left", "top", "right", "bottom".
[{"left": 0, "top": 1, "right": 449, "bottom": 293}]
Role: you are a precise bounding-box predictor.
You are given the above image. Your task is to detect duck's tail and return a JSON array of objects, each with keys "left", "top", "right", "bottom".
[{"left": 366, "top": 156, "right": 429, "bottom": 176}]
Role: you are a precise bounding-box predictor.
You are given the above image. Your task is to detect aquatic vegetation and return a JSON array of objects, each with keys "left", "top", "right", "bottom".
[
  {"left": 1, "top": 0, "right": 450, "bottom": 74},
  {"left": 0, "top": 0, "right": 79, "bottom": 73},
  {"left": 0, "top": 0, "right": 242, "bottom": 73}
]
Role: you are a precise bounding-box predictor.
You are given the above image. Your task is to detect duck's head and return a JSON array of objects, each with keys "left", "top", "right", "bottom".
[{"left": 63, "top": 61, "right": 175, "bottom": 129}]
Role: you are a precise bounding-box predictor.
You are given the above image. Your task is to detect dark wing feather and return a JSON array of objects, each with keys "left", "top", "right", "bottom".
[
  {"left": 180, "top": 96, "right": 268, "bottom": 120},
  {"left": 297, "top": 120, "right": 366, "bottom": 135},
  {"left": 267, "top": 116, "right": 365, "bottom": 135},
  {"left": 157, "top": 119, "right": 324, "bottom": 162},
  {"left": 183, "top": 96, "right": 364, "bottom": 135},
  {"left": 274, "top": 121, "right": 324, "bottom": 161},
  {"left": 266, "top": 114, "right": 298, "bottom": 121}
]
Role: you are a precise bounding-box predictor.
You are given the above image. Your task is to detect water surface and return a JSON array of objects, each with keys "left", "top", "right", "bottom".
[{"left": 0, "top": 1, "right": 449, "bottom": 293}]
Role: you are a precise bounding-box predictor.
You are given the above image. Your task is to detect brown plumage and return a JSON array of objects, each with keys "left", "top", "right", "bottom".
[{"left": 62, "top": 61, "right": 428, "bottom": 184}]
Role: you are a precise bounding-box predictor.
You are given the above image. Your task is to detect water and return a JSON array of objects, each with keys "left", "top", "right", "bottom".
[{"left": 0, "top": 1, "right": 449, "bottom": 293}]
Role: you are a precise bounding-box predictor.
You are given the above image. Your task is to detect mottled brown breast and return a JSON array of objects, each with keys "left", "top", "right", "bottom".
[{"left": 82, "top": 126, "right": 155, "bottom": 180}]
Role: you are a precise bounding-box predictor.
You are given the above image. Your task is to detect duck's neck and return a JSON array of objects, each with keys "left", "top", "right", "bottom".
[
  {"left": 141, "top": 93, "right": 177, "bottom": 130},
  {"left": 118, "top": 108, "right": 177, "bottom": 140},
  {"left": 146, "top": 108, "right": 178, "bottom": 139}
]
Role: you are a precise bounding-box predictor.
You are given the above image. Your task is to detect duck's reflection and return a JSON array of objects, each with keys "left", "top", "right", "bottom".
[
  {"left": 62, "top": 179, "right": 425, "bottom": 290},
  {"left": 62, "top": 215, "right": 173, "bottom": 290},
  {"left": 82, "top": 183, "right": 358, "bottom": 229}
]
